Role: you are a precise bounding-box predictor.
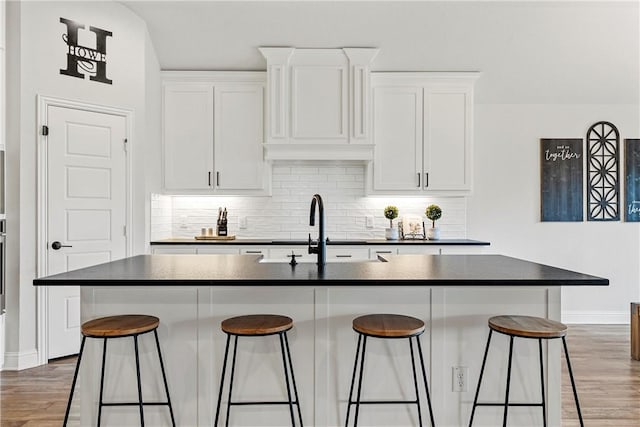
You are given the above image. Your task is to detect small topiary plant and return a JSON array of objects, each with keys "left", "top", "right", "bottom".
[
  {"left": 384, "top": 205, "right": 399, "bottom": 228},
  {"left": 425, "top": 204, "right": 442, "bottom": 228}
]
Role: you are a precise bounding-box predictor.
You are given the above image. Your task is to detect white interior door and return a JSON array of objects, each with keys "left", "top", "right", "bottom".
[{"left": 46, "top": 106, "right": 127, "bottom": 359}]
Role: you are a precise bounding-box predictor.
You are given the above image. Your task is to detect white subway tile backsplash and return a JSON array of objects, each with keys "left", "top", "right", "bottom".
[{"left": 150, "top": 164, "right": 467, "bottom": 240}]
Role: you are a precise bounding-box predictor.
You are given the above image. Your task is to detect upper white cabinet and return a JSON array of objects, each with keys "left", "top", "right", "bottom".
[
  {"left": 162, "top": 72, "right": 269, "bottom": 194},
  {"left": 259, "top": 48, "right": 379, "bottom": 161},
  {"left": 370, "top": 73, "right": 479, "bottom": 194}
]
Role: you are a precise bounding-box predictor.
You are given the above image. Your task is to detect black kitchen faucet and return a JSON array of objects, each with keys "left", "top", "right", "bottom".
[{"left": 308, "top": 194, "right": 326, "bottom": 270}]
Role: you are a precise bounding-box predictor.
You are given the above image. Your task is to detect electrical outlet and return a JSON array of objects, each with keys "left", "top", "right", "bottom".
[
  {"left": 239, "top": 216, "right": 247, "bottom": 229},
  {"left": 452, "top": 366, "right": 468, "bottom": 392},
  {"left": 365, "top": 215, "right": 374, "bottom": 228}
]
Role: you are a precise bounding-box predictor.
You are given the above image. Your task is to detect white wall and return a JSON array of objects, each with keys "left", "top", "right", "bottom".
[
  {"left": 469, "top": 104, "right": 640, "bottom": 323},
  {"left": 4, "top": 0, "right": 159, "bottom": 369}
]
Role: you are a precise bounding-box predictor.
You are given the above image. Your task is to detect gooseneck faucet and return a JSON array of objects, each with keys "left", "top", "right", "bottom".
[{"left": 308, "top": 194, "right": 326, "bottom": 270}]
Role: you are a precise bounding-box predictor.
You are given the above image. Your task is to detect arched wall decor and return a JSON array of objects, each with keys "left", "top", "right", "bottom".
[{"left": 587, "top": 121, "right": 620, "bottom": 221}]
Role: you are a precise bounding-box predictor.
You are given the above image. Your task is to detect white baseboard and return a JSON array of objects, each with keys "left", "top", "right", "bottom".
[
  {"left": 2, "top": 349, "right": 41, "bottom": 371},
  {"left": 562, "top": 311, "right": 629, "bottom": 324}
]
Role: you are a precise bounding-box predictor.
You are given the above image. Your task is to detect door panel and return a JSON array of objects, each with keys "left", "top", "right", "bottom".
[
  {"left": 163, "top": 84, "right": 214, "bottom": 190},
  {"left": 46, "top": 105, "right": 127, "bottom": 359},
  {"left": 214, "top": 84, "right": 265, "bottom": 190},
  {"left": 424, "top": 90, "right": 469, "bottom": 191},
  {"left": 373, "top": 86, "right": 423, "bottom": 191}
]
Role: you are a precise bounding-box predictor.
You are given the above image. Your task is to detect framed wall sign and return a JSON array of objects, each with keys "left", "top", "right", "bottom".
[
  {"left": 625, "top": 139, "right": 640, "bottom": 222},
  {"left": 540, "top": 138, "right": 583, "bottom": 222}
]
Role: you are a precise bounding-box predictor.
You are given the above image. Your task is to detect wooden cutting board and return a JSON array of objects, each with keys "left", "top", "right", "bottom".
[{"left": 194, "top": 235, "right": 236, "bottom": 240}]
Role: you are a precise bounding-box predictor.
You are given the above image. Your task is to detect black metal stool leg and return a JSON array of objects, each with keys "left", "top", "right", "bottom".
[
  {"left": 409, "top": 337, "right": 423, "bottom": 427},
  {"left": 279, "top": 332, "right": 297, "bottom": 426},
  {"left": 225, "top": 335, "right": 239, "bottom": 427},
  {"left": 133, "top": 335, "right": 145, "bottom": 427},
  {"left": 283, "top": 332, "right": 304, "bottom": 427},
  {"left": 345, "top": 334, "right": 362, "bottom": 427},
  {"left": 153, "top": 329, "right": 176, "bottom": 427},
  {"left": 97, "top": 337, "right": 108, "bottom": 427},
  {"left": 353, "top": 335, "right": 368, "bottom": 427},
  {"left": 502, "top": 335, "right": 514, "bottom": 427},
  {"left": 469, "top": 329, "right": 493, "bottom": 427},
  {"left": 63, "top": 335, "right": 87, "bottom": 427},
  {"left": 538, "top": 339, "right": 546, "bottom": 427},
  {"left": 562, "top": 337, "right": 584, "bottom": 427},
  {"left": 416, "top": 336, "right": 435, "bottom": 427},
  {"left": 214, "top": 334, "right": 231, "bottom": 427}
]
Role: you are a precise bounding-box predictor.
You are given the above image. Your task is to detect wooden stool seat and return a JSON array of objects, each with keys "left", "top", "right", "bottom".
[
  {"left": 352, "top": 314, "right": 425, "bottom": 338},
  {"left": 81, "top": 315, "right": 160, "bottom": 338},
  {"left": 489, "top": 315, "right": 567, "bottom": 339},
  {"left": 221, "top": 314, "right": 293, "bottom": 336}
]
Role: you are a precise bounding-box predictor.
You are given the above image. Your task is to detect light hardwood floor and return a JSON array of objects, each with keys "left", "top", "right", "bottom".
[{"left": 1, "top": 325, "right": 638, "bottom": 426}]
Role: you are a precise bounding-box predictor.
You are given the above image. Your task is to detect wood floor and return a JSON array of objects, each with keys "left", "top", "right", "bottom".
[{"left": 1, "top": 325, "right": 638, "bottom": 426}]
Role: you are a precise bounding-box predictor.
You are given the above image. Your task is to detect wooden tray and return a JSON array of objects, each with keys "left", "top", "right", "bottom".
[{"left": 194, "top": 235, "right": 236, "bottom": 241}]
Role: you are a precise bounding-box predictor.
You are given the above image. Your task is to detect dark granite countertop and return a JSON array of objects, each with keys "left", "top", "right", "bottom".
[
  {"left": 150, "top": 238, "right": 490, "bottom": 246},
  {"left": 33, "top": 254, "right": 607, "bottom": 287}
]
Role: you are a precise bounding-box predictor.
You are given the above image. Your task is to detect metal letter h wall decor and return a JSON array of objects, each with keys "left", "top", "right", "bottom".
[{"left": 587, "top": 121, "right": 620, "bottom": 221}]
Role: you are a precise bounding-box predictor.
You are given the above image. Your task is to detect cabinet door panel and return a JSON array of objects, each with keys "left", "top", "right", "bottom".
[
  {"left": 373, "top": 87, "right": 423, "bottom": 191},
  {"left": 214, "top": 84, "right": 265, "bottom": 190},
  {"left": 424, "top": 91, "right": 469, "bottom": 191},
  {"left": 163, "top": 85, "right": 213, "bottom": 190}
]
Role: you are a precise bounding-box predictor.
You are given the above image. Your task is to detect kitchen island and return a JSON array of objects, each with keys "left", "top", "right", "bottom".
[{"left": 34, "top": 254, "right": 607, "bottom": 426}]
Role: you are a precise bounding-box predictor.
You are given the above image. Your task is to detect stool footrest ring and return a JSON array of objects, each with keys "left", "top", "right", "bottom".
[
  {"left": 101, "top": 402, "right": 171, "bottom": 407},
  {"left": 229, "top": 401, "right": 300, "bottom": 406},
  {"left": 474, "top": 402, "right": 544, "bottom": 407},
  {"left": 348, "top": 400, "right": 419, "bottom": 405}
]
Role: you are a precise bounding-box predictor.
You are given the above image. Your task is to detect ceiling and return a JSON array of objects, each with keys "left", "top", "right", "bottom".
[{"left": 120, "top": 1, "right": 640, "bottom": 104}]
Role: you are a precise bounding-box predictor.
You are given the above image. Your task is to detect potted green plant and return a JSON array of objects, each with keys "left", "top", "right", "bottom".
[
  {"left": 425, "top": 204, "right": 442, "bottom": 240},
  {"left": 383, "top": 205, "right": 399, "bottom": 240}
]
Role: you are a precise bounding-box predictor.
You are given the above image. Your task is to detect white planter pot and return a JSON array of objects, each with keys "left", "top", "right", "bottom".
[
  {"left": 385, "top": 227, "right": 399, "bottom": 240},
  {"left": 426, "top": 227, "right": 440, "bottom": 240}
]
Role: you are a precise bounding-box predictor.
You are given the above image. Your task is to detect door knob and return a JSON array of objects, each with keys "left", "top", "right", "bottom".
[{"left": 51, "top": 241, "right": 72, "bottom": 250}]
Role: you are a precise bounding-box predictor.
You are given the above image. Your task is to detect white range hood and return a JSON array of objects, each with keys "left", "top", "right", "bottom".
[{"left": 260, "top": 47, "right": 379, "bottom": 161}]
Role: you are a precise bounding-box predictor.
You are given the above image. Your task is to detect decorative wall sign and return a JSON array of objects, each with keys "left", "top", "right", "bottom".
[
  {"left": 625, "top": 139, "right": 640, "bottom": 222},
  {"left": 587, "top": 121, "right": 620, "bottom": 221},
  {"left": 540, "top": 139, "right": 583, "bottom": 222},
  {"left": 59, "top": 17, "right": 113, "bottom": 85}
]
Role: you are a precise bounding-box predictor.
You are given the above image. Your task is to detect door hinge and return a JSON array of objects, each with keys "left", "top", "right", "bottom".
[
  {"left": 42, "top": 125, "right": 49, "bottom": 136},
  {"left": 124, "top": 138, "right": 128, "bottom": 152},
  {"left": 123, "top": 225, "right": 127, "bottom": 236}
]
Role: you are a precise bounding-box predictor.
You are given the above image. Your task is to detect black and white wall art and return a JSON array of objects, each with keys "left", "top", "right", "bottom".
[{"left": 587, "top": 121, "right": 620, "bottom": 221}]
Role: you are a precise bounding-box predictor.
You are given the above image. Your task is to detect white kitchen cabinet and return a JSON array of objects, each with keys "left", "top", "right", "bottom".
[
  {"left": 162, "top": 72, "right": 269, "bottom": 194},
  {"left": 369, "top": 247, "right": 398, "bottom": 260},
  {"left": 370, "top": 73, "right": 479, "bottom": 194},
  {"left": 152, "top": 246, "right": 197, "bottom": 254},
  {"left": 163, "top": 84, "right": 213, "bottom": 191}
]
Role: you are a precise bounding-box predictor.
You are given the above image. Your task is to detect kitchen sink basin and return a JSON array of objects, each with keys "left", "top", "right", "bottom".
[
  {"left": 269, "top": 239, "right": 369, "bottom": 245},
  {"left": 259, "top": 257, "right": 385, "bottom": 264}
]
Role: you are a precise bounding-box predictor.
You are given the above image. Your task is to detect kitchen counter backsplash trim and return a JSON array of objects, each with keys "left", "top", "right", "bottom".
[{"left": 150, "top": 163, "right": 468, "bottom": 242}]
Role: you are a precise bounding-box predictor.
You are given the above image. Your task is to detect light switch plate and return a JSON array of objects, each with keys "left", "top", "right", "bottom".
[
  {"left": 239, "top": 216, "right": 247, "bottom": 229},
  {"left": 366, "top": 215, "right": 374, "bottom": 228}
]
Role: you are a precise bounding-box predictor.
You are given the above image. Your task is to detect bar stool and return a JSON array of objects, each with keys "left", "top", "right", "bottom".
[
  {"left": 63, "top": 314, "right": 175, "bottom": 427},
  {"left": 214, "top": 314, "right": 303, "bottom": 426},
  {"left": 468, "top": 315, "right": 583, "bottom": 427},
  {"left": 346, "top": 314, "right": 436, "bottom": 427}
]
